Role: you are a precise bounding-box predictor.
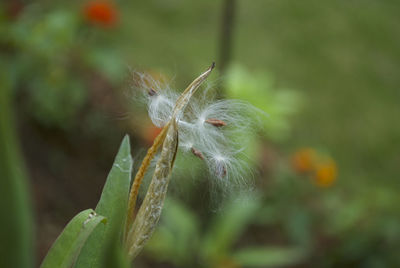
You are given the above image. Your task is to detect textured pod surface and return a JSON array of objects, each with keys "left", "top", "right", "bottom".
[
  {"left": 125, "top": 124, "right": 170, "bottom": 236},
  {"left": 126, "top": 120, "right": 179, "bottom": 259}
]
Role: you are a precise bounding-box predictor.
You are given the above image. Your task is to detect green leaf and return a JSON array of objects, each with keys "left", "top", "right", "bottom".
[
  {"left": 75, "top": 135, "right": 132, "bottom": 268},
  {"left": 40, "top": 209, "right": 106, "bottom": 268},
  {"left": 0, "top": 65, "right": 34, "bottom": 268},
  {"left": 233, "top": 247, "right": 306, "bottom": 267},
  {"left": 101, "top": 242, "right": 131, "bottom": 268}
]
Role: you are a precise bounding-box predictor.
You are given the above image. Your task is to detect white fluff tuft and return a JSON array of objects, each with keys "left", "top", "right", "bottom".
[{"left": 132, "top": 71, "right": 263, "bottom": 190}]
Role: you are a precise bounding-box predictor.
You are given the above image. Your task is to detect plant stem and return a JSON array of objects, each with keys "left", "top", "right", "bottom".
[{"left": 218, "top": 0, "right": 237, "bottom": 82}]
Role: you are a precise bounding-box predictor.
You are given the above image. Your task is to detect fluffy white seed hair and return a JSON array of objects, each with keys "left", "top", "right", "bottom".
[{"left": 132, "top": 70, "right": 263, "bottom": 189}]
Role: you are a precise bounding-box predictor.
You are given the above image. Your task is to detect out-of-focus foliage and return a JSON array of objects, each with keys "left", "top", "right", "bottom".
[
  {"left": 226, "top": 64, "right": 301, "bottom": 141},
  {"left": 145, "top": 156, "right": 400, "bottom": 267},
  {"left": 0, "top": 61, "right": 33, "bottom": 268},
  {"left": 1, "top": 3, "right": 125, "bottom": 128},
  {"left": 145, "top": 197, "right": 306, "bottom": 268},
  {"left": 4, "top": 7, "right": 86, "bottom": 127}
]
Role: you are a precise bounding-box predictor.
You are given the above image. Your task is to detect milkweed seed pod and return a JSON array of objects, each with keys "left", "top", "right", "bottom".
[
  {"left": 125, "top": 64, "right": 216, "bottom": 259},
  {"left": 125, "top": 119, "right": 178, "bottom": 259},
  {"left": 125, "top": 63, "right": 263, "bottom": 259},
  {"left": 132, "top": 64, "right": 264, "bottom": 188}
]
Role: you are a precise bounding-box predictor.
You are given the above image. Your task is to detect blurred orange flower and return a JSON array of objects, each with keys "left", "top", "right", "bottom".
[
  {"left": 314, "top": 159, "right": 337, "bottom": 187},
  {"left": 291, "top": 148, "right": 317, "bottom": 173},
  {"left": 143, "top": 125, "right": 163, "bottom": 146},
  {"left": 291, "top": 147, "right": 338, "bottom": 187},
  {"left": 84, "top": 1, "right": 118, "bottom": 27}
]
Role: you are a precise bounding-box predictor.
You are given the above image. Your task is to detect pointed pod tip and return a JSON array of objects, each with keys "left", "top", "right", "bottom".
[{"left": 211, "top": 62, "right": 216, "bottom": 70}]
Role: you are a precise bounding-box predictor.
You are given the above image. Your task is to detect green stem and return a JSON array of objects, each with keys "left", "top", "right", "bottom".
[{"left": 0, "top": 70, "right": 34, "bottom": 268}]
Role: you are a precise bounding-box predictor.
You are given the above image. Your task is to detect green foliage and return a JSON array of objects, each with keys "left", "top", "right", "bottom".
[
  {"left": 226, "top": 64, "right": 301, "bottom": 141},
  {"left": 8, "top": 8, "right": 87, "bottom": 128},
  {"left": 40, "top": 209, "right": 106, "bottom": 268},
  {"left": 201, "top": 195, "right": 261, "bottom": 262},
  {"left": 37, "top": 136, "right": 132, "bottom": 268},
  {"left": 75, "top": 135, "right": 132, "bottom": 268},
  {"left": 145, "top": 198, "right": 200, "bottom": 267},
  {"left": 0, "top": 63, "right": 33, "bottom": 268},
  {"left": 146, "top": 195, "right": 307, "bottom": 268},
  {"left": 233, "top": 247, "right": 305, "bottom": 267},
  {"left": 1, "top": 5, "right": 125, "bottom": 129},
  {"left": 33, "top": 135, "right": 133, "bottom": 268}
]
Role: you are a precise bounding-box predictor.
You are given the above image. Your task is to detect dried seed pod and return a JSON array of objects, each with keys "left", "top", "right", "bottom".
[
  {"left": 124, "top": 63, "right": 216, "bottom": 260},
  {"left": 126, "top": 120, "right": 179, "bottom": 259},
  {"left": 125, "top": 123, "right": 170, "bottom": 235}
]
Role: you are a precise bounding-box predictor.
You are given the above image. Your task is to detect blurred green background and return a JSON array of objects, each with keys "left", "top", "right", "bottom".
[{"left": 1, "top": 0, "right": 399, "bottom": 267}]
